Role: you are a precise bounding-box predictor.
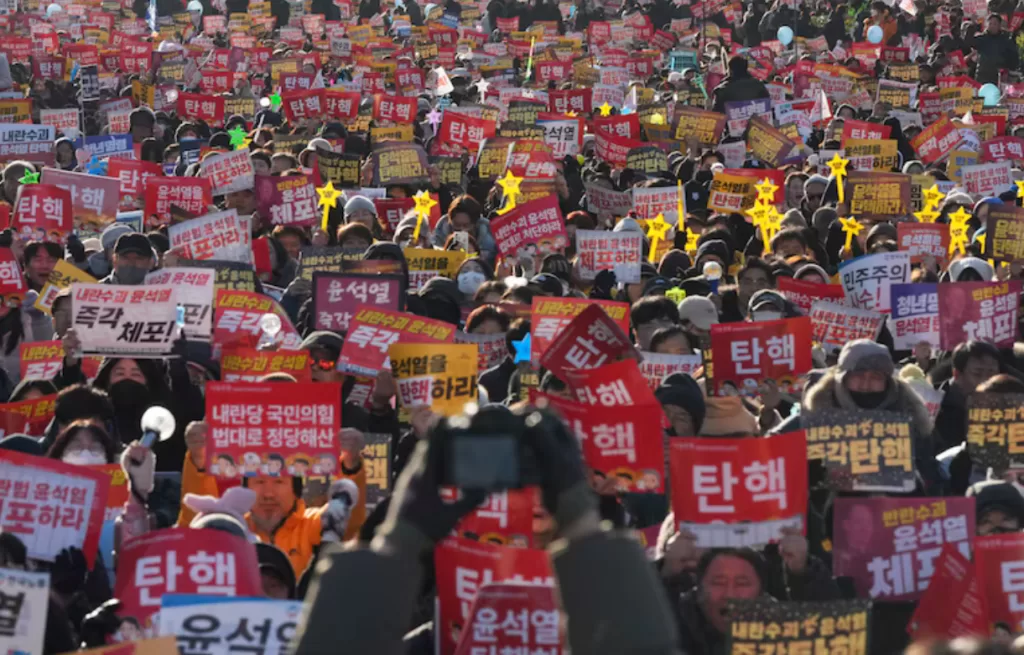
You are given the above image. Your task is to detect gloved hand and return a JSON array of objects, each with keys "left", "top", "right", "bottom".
[
  {"left": 66, "top": 233, "right": 86, "bottom": 263},
  {"left": 80, "top": 599, "right": 123, "bottom": 648},
  {"left": 320, "top": 478, "right": 359, "bottom": 543},
  {"left": 122, "top": 442, "right": 155, "bottom": 497},
  {"left": 590, "top": 269, "right": 617, "bottom": 299},
  {"left": 520, "top": 405, "right": 597, "bottom": 533},
  {"left": 51, "top": 547, "right": 87, "bottom": 595}
]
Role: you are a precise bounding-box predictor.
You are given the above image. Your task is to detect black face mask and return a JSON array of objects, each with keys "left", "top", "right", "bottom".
[
  {"left": 695, "top": 170, "right": 714, "bottom": 184},
  {"left": 848, "top": 389, "right": 887, "bottom": 409},
  {"left": 109, "top": 379, "right": 152, "bottom": 414}
]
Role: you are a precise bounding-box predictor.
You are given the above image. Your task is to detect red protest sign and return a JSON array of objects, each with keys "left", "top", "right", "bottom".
[
  {"left": 840, "top": 119, "right": 892, "bottom": 146},
  {"left": 107, "top": 159, "right": 162, "bottom": 210},
  {"left": 324, "top": 90, "right": 361, "bottom": 121},
  {"left": 220, "top": 347, "right": 311, "bottom": 383},
  {"left": 311, "top": 272, "right": 404, "bottom": 333},
  {"left": 897, "top": 222, "right": 950, "bottom": 266},
  {"left": 530, "top": 297, "right": 629, "bottom": 367},
  {"left": 40, "top": 168, "right": 121, "bottom": 224},
  {"left": 253, "top": 174, "right": 318, "bottom": 227},
  {"left": 710, "top": 317, "right": 813, "bottom": 397},
  {"left": 454, "top": 583, "right": 564, "bottom": 655},
  {"left": 981, "top": 136, "right": 1024, "bottom": 163},
  {"left": 213, "top": 289, "right": 303, "bottom": 350},
  {"left": 338, "top": 306, "right": 456, "bottom": 376},
  {"left": 205, "top": 382, "right": 341, "bottom": 478},
  {"left": 94, "top": 463, "right": 130, "bottom": 522},
  {"left": 372, "top": 93, "right": 417, "bottom": 123},
  {"left": 559, "top": 359, "right": 657, "bottom": 408},
  {"left": 177, "top": 92, "right": 224, "bottom": 124},
  {"left": 489, "top": 195, "right": 568, "bottom": 261},
  {"left": 144, "top": 176, "right": 212, "bottom": 227},
  {"left": 593, "top": 114, "right": 642, "bottom": 141},
  {"left": 434, "top": 537, "right": 554, "bottom": 655},
  {"left": 832, "top": 497, "right": 974, "bottom": 601},
  {"left": 668, "top": 431, "right": 807, "bottom": 547},
  {"left": 909, "top": 544, "right": 988, "bottom": 640},
  {"left": 547, "top": 88, "right": 592, "bottom": 115},
  {"left": 0, "top": 449, "right": 108, "bottom": 565},
  {"left": 451, "top": 488, "right": 536, "bottom": 548},
  {"left": 19, "top": 340, "right": 100, "bottom": 381},
  {"left": 911, "top": 116, "right": 961, "bottom": 164},
  {"left": 539, "top": 392, "right": 665, "bottom": 493},
  {"left": 13, "top": 183, "right": 72, "bottom": 241},
  {"left": 114, "top": 527, "right": 262, "bottom": 631},
  {"left": 974, "top": 532, "right": 1024, "bottom": 630},
  {"left": 0, "top": 393, "right": 55, "bottom": 437},
  {"left": 937, "top": 280, "right": 1021, "bottom": 350},
  {"left": 776, "top": 276, "right": 847, "bottom": 314},
  {"left": 539, "top": 303, "right": 635, "bottom": 378},
  {"left": 0, "top": 248, "right": 25, "bottom": 301},
  {"left": 438, "top": 112, "right": 496, "bottom": 150},
  {"left": 281, "top": 89, "right": 325, "bottom": 122},
  {"left": 374, "top": 197, "right": 413, "bottom": 235}
]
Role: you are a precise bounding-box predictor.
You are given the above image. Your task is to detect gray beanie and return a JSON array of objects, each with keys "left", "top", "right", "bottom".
[
  {"left": 101, "top": 223, "right": 133, "bottom": 250},
  {"left": 344, "top": 195, "right": 377, "bottom": 219},
  {"left": 837, "top": 339, "right": 894, "bottom": 377}
]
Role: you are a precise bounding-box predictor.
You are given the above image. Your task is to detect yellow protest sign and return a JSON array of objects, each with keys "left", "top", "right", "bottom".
[
  {"left": 36, "top": 260, "right": 97, "bottom": 314},
  {"left": 389, "top": 343, "right": 478, "bottom": 416}
]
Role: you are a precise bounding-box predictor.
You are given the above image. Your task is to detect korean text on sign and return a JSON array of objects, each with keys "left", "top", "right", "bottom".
[
  {"left": 338, "top": 306, "right": 455, "bottom": 377},
  {"left": 71, "top": 283, "right": 178, "bottom": 357},
  {"left": 803, "top": 409, "right": 915, "bottom": 493},
  {"left": 389, "top": 343, "right": 478, "bottom": 417}
]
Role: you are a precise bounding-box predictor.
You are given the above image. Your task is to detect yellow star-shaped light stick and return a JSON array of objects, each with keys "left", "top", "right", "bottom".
[
  {"left": 754, "top": 178, "right": 778, "bottom": 204},
  {"left": 839, "top": 216, "right": 863, "bottom": 251},
  {"left": 598, "top": 102, "right": 612, "bottom": 117},
  {"left": 495, "top": 170, "right": 524, "bottom": 215},
  {"left": 948, "top": 207, "right": 972, "bottom": 229},
  {"left": 921, "top": 185, "right": 946, "bottom": 211},
  {"left": 913, "top": 207, "right": 940, "bottom": 224},
  {"left": 827, "top": 154, "right": 849, "bottom": 204},
  {"left": 412, "top": 190, "right": 438, "bottom": 241},
  {"left": 316, "top": 181, "right": 342, "bottom": 231},
  {"left": 646, "top": 213, "right": 673, "bottom": 262},
  {"left": 1016, "top": 179, "right": 1024, "bottom": 201}
]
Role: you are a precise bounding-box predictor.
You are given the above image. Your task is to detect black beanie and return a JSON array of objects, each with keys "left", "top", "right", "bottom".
[
  {"left": 967, "top": 480, "right": 1024, "bottom": 524},
  {"left": 655, "top": 373, "right": 706, "bottom": 433}
]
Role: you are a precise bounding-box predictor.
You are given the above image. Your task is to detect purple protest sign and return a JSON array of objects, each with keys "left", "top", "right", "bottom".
[
  {"left": 724, "top": 97, "right": 771, "bottom": 135},
  {"left": 254, "top": 174, "right": 319, "bottom": 227},
  {"left": 890, "top": 283, "right": 940, "bottom": 351},
  {"left": 311, "top": 272, "right": 405, "bottom": 333},
  {"left": 833, "top": 497, "right": 975, "bottom": 601},
  {"left": 937, "top": 280, "right": 1021, "bottom": 350}
]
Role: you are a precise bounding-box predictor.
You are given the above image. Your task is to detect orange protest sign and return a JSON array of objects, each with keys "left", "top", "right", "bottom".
[{"left": 389, "top": 342, "right": 478, "bottom": 416}]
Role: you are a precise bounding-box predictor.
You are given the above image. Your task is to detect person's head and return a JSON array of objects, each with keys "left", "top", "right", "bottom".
[
  {"left": 267, "top": 453, "right": 285, "bottom": 474},
  {"left": 803, "top": 175, "right": 828, "bottom": 213},
  {"left": 630, "top": 296, "right": 679, "bottom": 349},
  {"left": 22, "top": 241, "right": 61, "bottom": 289},
  {"left": 111, "top": 233, "right": 155, "bottom": 285},
  {"left": 256, "top": 543, "right": 296, "bottom": 599},
  {"left": 650, "top": 325, "right": 693, "bottom": 355},
  {"left": 129, "top": 107, "right": 155, "bottom": 143},
  {"left": 727, "top": 55, "right": 749, "bottom": 78},
  {"left": 952, "top": 340, "right": 1001, "bottom": 393},
  {"left": 697, "top": 549, "right": 765, "bottom": 634},
  {"left": 51, "top": 290, "right": 72, "bottom": 338},
  {"left": 55, "top": 139, "right": 75, "bottom": 168},
  {"left": 2, "top": 161, "right": 33, "bottom": 203},
  {"left": 271, "top": 226, "right": 307, "bottom": 261},
  {"left": 677, "top": 295, "right": 718, "bottom": 338},
  {"left": 655, "top": 372, "right": 705, "bottom": 435},
  {"left": 870, "top": 0, "right": 888, "bottom": 18},
  {"left": 784, "top": 173, "right": 808, "bottom": 209},
  {"left": 225, "top": 189, "right": 257, "bottom": 215},
  {"left": 456, "top": 257, "right": 491, "bottom": 297},
  {"left": 271, "top": 153, "right": 298, "bottom": 174},
  {"left": 746, "top": 289, "right": 790, "bottom": 322},
  {"left": 841, "top": 502, "right": 876, "bottom": 551},
  {"left": 913, "top": 341, "right": 931, "bottom": 363},
  {"left": 247, "top": 476, "right": 300, "bottom": 525},
  {"left": 251, "top": 150, "right": 272, "bottom": 175},
  {"left": 336, "top": 222, "right": 373, "bottom": 250},
  {"left": 987, "top": 12, "right": 1003, "bottom": 34},
  {"left": 769, "top": 228, "right": 807, "bottom": 259},
  {"left": 968, "top": 480, "right": 1024, "bottom": 535},
  {"left": 47, "top": 420, "right": 117, "bottom": 465},
  {"left": 837, "top": 339, "right": 894, "bottom": 408},
  {"left": 300, "top": 331, "right": 344, "bottom": 383},
  {"left": 109, "top": 358, "right": 148, "bottom": 386},
  {"left": 53, "top": 384, "right": 115, "bottom": 436},
  {"left": 465, "top": 305, "right": 510, "bottom": 335},
  {"left": 737, "top": 258, "right": 774, "bottom": 306},
  {"left": 343, "top": 195, "right": 377, "bottom": 231},
  {"left": 447, "top": 195, "right": 482, "bottom": 232},
  {"left": 474, "top": 280, "right": 506, "bottom": 305}
]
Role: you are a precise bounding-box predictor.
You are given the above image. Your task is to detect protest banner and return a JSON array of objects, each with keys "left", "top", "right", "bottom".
[
  {"left": 360, "top": 432, "right": 391, "bottom": 511},
  {"left": 370, "top": 142, "right": 429, "bottom": 187},
  {"left": 454, "top": 331, "right": 506, "bottom": 372},
  {"left": 911, "top": 115, "right": 961, "bottom": 164},
  {"left": 434, "top": 537, "right": 553, "bottom": 655},
  {"left": 39, "top": 108, "right": 80, "bottom": 138},
  {"left": 180, "top": 260, "right": 256, "bottom": 293},
  {"left": 0, "top": 568, "right": 49, "bottom": 655},
  {"left": 986, "top": 205, "right": 1024, "bottom": 263},
  {"left": 724, "top": 98, "right": 771, "bottom": 135},
  {"left": 20, "top": 341, "right": 99, "bottom": 381},
  {"left": 809, "top": 301, "right": 885, "bottom": 353},
  {"left": 559, "top": 359, "right": 658, "bottom": 407},
  {"left": 832, "top": 497, "right": 974, "bottom": 600},
  {"left": 158, "top": 595, "right": 302, "bottom": 654},
  {"left": 144, "top": 176, "right": 212, "bottom": 227},
  {"left": 965, "top": 392, "right": 1024, "bottom": 472},
  {"left": 33, "top": 259, "right": 97, "bottom": 315},
  {"left": 13, "top": 183, "right": 72, "bottom": 241},
  {"left": 311, "top": 272, "right": 405, "bottom": 333},
  {"left": 451, "top": 488, "right": 536, "bottom": 547},
  {"left": 908, "top": 544, "right": 988, "bottom": 640},
  {"left": 710, "top": 317, "right": 812, "bottom": 397},
  {"left": 219, "top": 347, "right": 311, "bottom": 383},
  {"left": 840, "top": 119, "right": 892, "bottom": 145},
  {"left": 78, "top": 638, "right": 180, "bottom": 654},
  {"left": 890, "top": 283, "right": 940, "bottom": 351},
  {"left": 144, "top": 267, "right": 215, "bottom": 341},
  {"left": 776, "top": 276, "right": 847, "bottom": 314},
  {"left": 94, "top": 463, "right": 129, "bottom": 524},
  {"left": 200, "top": 149, "right": 255, "bottom": 196},
  {"left": 637, "top": 352, "right": 702, "bottom": 390},
  {"left": 846, "top": 171, "right": 911, "bottom": 218},
  {"left": 71, "top": 284, "right": 178, "bottom": 357},
  {"left": 213, "top": 289, "right": 303, "bottom": 350},
  {"left": 114, "top": 528, "right": 262, "bottom": 633},
  {"left": 0, "top": 449, "right": 107, "bottom": 563},
  {"left": 539, "top": 304, "right": 636, "bottom": 378},
  {"left": 530, "top": 297, "right": 629, "bottom": 366},
  {"left": 727, "top": 599, "right": 870, "bottom": 653},
  {"left": 672, "top": 106, "right": 726, "bottom": 145},
  {"left": 839, "top": 251, "right": 912, "bottom": 313},
  {"left": 298, "top": 246, "right": 364, "bottom": 281},
  {"left": 314, "top": 149, "right": 361, "bottom": 188},
  {"left": 0, "top": 249, "right": 24, "bottom": 304},
  {"left": 107, "top": 159, "right": 162, "bottom": 210},
  {"left": 0, "top": 125, "right": 55, "bottom": 166},
  {"left": 205, "top": 381, "right": 340, "bottom": 478},
  {"left": 39, "top": 168, "right": 121, "bottom": 228},
  {"left": 404, "top": 248, "right": 467, "bottom": 289},
  {"left": 938, "top": 280, "right": 1021, "bottom": 350},
  {"left": 168, "top": 210, "right": 251, "bottom": 264},
  {"left": 390, "top": 342, "right": 478, "bottom": 416},
  {"left": 0, "top": 393, "right": 55, "bottom": 437},
  {"left": 338, "top": 307, "right": 456, "bottom": 376},
  {"left": 803, "top": 409, "right": 915, "bottom": 492},
  {"left": 489, "top": 195, "right": 568, "bottom": 260},
  {"left": 746, "top": 115, "right": 796, "bottom": 167},
  {"left": 540, "top": 392, "right": 665, "bottom": 492},
  {"left": 453, "top": 583, "right": 563, "bottom": 655},
  {"left": 668, "top": 430, "right": 807, "bottom": 547},
  {"left": 961, "top": 160, "right": 1013, "bottom": 196},
  {"left": 974, "top": 532, "right": 1024, "bottom": 631},
  {"left": 844, "top": 138, "right": 899, "bottom": 171},
  {"left": 583, "top": 182, "right": 633, "bottom": 220},
  {"left": 896, "top": 222, "right": 949, "bottom": 267},
  {"left": 438, "top": 112, "right": 497, "bottom": 150},
  {"left": 253, "top": 174, "right": 319, "bottom": 227},
  {"left": 707, "top": 172, "right": 755, "bottom": 214},
  {"left": 632, "top": 185, "right": 681, "bottom": 223}
]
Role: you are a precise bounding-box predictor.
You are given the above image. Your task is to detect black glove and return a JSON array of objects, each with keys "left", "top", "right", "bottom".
[
  {"left": 66, "top": 233, "right": 86, "bottom": 263},
  {"left": 51, "top": 547, "right": 87, "bottom": 596},
  {"left": 383, "top": 428, "right": 487, "bottom": 544},
  {"left": 80, "top": 599, "right": 123, "bottom": 648},
  {"left": 520, "top": 405, "right": 597, "bottom": 529},
  {"left": 590, "top": 269, "right": 616, "bottom": 299}
]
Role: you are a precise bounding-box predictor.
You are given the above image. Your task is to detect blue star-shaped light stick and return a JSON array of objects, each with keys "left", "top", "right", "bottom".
[{"left": 512, "top": 333, "right": 531, "bottom": 364}]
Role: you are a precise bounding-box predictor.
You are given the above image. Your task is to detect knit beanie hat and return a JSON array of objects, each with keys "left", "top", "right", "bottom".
[
  {"left": 344, "top": 195, "right": 377, "bottom": 219},
  {"left": 655, "top": 373, "right": 706, "bottom": 433},
  {"left": 837, "top": 339, "right": 894, "bottom": 377}
]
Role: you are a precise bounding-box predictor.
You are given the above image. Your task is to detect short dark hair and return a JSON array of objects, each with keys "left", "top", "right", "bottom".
[
  {"left": 46, "top": 420, "right": 117, "bottom": 463},
  {"left": 129, "top": 107, "right": 155, "bottom": 128},
  {"left": 649, "top": 325, "right": 688, "bottom": 352},
  {"left": 727, "top": 56, "right": 748, "bottom": 77},
  {"left": 272, "top": 225, "right": 308, "bottom": 243},
  {"left": 505, "top": 318, "right": 531, "bottom": 359},
  {"left": 474, "top": 281, "right": 507, "bottom": 302},
  {"left": 770, "top": 228, "right": 807, "bottom": 252},
  {"left": 696, "top": 547, "right": 766, "bottom": 587},
  {"left": 336, "top": 222, "right": 372, "bottom": 245},
  {"left": 738, "top": 257, "right": 774, "bottom": 284},
  {"left": 466, "top": 305, "right": 511, "bottom": 333},
  {"left": 952, "top": 341, "right": 1001, "bottom": 373},
  {"left": 447, "top": 195, "right": 482, "bottom": 224},
  {"left": 53, "top": 384, "right": 115, "bottom": 427},
  {"left": 630, "top": 296, "right": 679, "bottom": 329},
  {"left": 24, "top": 241, "right": 63, "bottom": 263},
  {"left": 502, "top": 285, "right": 538, "bottom": 305}
]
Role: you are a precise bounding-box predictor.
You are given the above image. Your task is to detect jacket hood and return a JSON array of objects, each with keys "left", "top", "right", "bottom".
[{"left": 803, "top": 369, "right": 933, "bottom": 437}]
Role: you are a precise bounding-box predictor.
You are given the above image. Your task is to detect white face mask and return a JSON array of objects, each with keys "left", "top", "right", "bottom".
[
  {"left": 751, "top": 310, "right": 783, "bottom": 322},
  {"left": 62, "top": 450, "right": 107, "bottom": 466},
  {"left": 457, "top": 271, "right": 486, "bottom": 295}
]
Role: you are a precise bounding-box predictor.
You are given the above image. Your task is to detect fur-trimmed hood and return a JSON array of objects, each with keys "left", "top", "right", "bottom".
[{"left": 803, "top": 369, "right": 934, "bottom": 438}]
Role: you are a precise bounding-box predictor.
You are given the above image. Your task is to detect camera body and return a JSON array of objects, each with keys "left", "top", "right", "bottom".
[{"left": 435, "top": 406, "right": 541, "bottom": 492}]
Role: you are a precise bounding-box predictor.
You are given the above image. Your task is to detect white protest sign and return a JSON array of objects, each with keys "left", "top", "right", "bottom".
[
  {"left": 0, "top": 568, "right": 49, "bottom": 655},
  {"left": 71, "top": 283, "right": 179, "bottom": 357},
  {"left": 839, "top": 251, "right": 912, "bottom": 314},
  {"left": 168, "top": 210, "right": 252, "bottom": 264},
  {"left": 960, "top": 161, "right": 1012, "bottom": 197},
  {"left": 145, "top": 267, "right": 216, "bottom": 341},
  {"left": 633, "top": 185, "right": 681, "bottom": 223},
  {"left": 158, "top": 595, "right": 302, "bottom": 654},
  {"left": 809, "top": 300, "right": 886, "bottom": 353},
  {"left": 575, "top": 230, "right": 642, "bottom": 283},
  {"left": 200, "top": 149, "right": 255, "bottom": 196},
  {"left": 584, "top": 182, "right": 632, "bottom": 220},
  {"left": 638, "top": 351, "right": 702, "bottom": 389}
]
